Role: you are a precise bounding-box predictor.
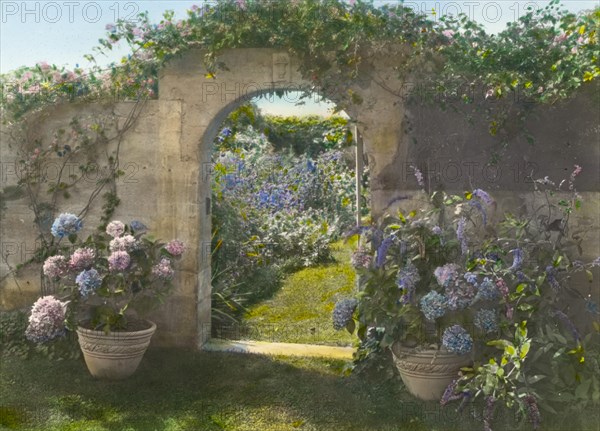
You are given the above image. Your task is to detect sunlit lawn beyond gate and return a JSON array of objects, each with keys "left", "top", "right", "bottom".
[{"left": 242, "top": 241, "right": 357, "bottom": 346}]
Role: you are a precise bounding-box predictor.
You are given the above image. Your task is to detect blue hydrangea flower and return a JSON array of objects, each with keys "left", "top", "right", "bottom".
[
  {"left": 442, "top": 325, "right": 473, "bottom": 355},
  {"left": 475, "top": 277, "right": 500, "bottom": 301},
  {"left": 474, "top": 309, "right": 499, "bottom": 333},
  {"left": 420, "top": 291, "right": 448, "bottom": 321},
  {"left": 332, "top": 298, "right": 358, "bottom": 330},
  {"left": 397, "top": 261, "right": 420, "bottom": 304},
  {"left": 50, "top": 213, "right": 82, "bottom": 238},
  {"left": 464, "top": 272, "right": 478, "bottom": 285},
  {"left": 130, "top": 220, "right": 148, "bottom": 232},
  {"left": 75, "top": 268, "right": 103, "bottom": 297},
  {"left": 446, "top": 282, "right": 476, "bottom": 310}
]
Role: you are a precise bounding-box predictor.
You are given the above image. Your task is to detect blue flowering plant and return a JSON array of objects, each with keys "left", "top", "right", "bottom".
[
  {"left": 340, "top": 187, "right": 502, "bottom": 356},
  {"left": 26, "top": 215, "right": 186, "bottom": 338},
  {"left": 340, "top": 165, "right": 600, "bottom": 430}
]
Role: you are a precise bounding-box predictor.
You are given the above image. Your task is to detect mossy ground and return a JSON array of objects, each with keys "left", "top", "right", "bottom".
[{"left": 242, "top": 240, "right": 358, "bottom": 346}]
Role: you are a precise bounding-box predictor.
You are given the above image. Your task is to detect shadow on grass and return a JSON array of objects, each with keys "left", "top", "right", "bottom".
[{"left": 1, "top": 348, "right": 596, "bottom": 431}]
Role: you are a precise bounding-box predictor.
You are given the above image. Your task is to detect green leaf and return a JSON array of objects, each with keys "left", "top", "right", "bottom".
[
  {"left": 576, "top": 379, "right": 591, "bottom": 399},
  {"left": 527, "top": 374, "right": 546, "bottom": 384},
  {"left": 520, "top": 341, "right": 530, "bottom": 359},
  {"left": 516, "top": 283, "right": 527, "bottom": 293}
]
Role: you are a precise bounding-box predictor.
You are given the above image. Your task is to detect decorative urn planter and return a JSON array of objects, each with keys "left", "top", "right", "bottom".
[
  {"left": 76, "top": 320, "right": 157, "bottom": 380},
  {"left": 391, "top": 342, "right": 472, "bottom": 401}
]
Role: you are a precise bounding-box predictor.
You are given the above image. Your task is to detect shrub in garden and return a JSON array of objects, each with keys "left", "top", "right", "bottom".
[{"left": 339, "top": 165, "right": 600, "bottom": 430}]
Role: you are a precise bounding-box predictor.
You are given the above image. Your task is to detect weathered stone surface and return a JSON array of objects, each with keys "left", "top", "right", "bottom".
[{"left": 1, "top": 48, "right": 598, "bottom": 348}]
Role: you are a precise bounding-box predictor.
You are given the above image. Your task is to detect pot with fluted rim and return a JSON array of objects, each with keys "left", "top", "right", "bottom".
[
  {"left": 391, "top": 342, "right": 473, "bottom": 401},
  {"left": 76, "top": 320, "right": 156, "bottom": 380}
]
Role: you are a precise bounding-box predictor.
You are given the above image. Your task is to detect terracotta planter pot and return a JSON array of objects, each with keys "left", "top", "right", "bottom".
[
  {"left": 391, "top": 342, "right": 472, "bottom": 401},
  {"left": 76, "top": 321, "right": 156, "bottom": 380}
]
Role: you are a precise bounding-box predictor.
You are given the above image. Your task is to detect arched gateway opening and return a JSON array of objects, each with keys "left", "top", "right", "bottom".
[{"left": 150, "top": 48, "right": 407, "bottom": 348}]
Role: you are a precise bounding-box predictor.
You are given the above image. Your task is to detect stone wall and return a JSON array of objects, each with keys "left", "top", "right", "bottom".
[{"left": 1, "top": 48, "right": 598, "bottom": 348}]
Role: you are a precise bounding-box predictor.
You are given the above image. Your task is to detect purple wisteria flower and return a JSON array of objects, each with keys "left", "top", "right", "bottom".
[
  {"left": 108, "top": 251, "right": 131, "bottom": 272},
  {"left": 474, "top": 309, "right": 499, "bottom": 333},
  {"left": 432, "top": 225, "right": 442, "bottom": 235},
  {"left": 483, "top": 396, "right": 496, "bottom": 431},
  {"left": 106, "top": 220, "right": 125, "bottom": 238},
  {"left": 552, "top": 309, "right": 580, "bottom": 342},
  {"left": 456, "top": 217, "right": 467, "bottom": 255},
  {"left": 523, "top": 394, "right": 541, "bottom": 430},
  {"left": 25, "top": 296, "right": 67, "bottom": 343},
  {"left": 442, "top": 325, "right": 473, "bottom": 354},
  {"left": 375, "top": 236, "right": 394, "bottom": 268},
  {"left": 69, "top": 247, "right": 95, "bottom": 270},
  {"left": 434, "top": 264, "right": 460, "bottom": 288},
  {"left": 472, "top": 189, "right": 494, "bottom": 206},
  {"left": 332, "top": 298, "right": 358, "bottom": 330},
  {"left": 545, "top": 266, "right": 560, "bottom": 291},
  {"left": 152, "top": 257, "right": 174, "bottom": 279},
  {"left": 440, "top": 378, "right": 463, "bottom": 406},
  {"left": 50, "top": 213, "right": 82, "bottom": 238},
  {"left": 397, "top": 261, "right": 420, "bottom": 304},
  {"left": 75, "top": 268, "right": 103, "bottom": 297},
  {"left": 410, "top": 164, "right": 425, "bottom": 187},
  {"left": 509, "top": 248, "right": 523, "bottom": 271},
  {"left": 165, "top": 239, "right": 186, "bottom": 256},
  {"left": 469, "top": 200, "right": 487, "bottom": 225},
  {"left": 351, "top": 246, "right": 372, "bottom": 269},
  {"left": 420, "top": 291, "right": 448, "bottom": 321},
  {"left": 43, "top": 255, "right": 68, "bottom": 279}
]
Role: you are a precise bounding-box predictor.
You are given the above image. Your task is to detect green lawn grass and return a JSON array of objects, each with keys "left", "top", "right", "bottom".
[
  {"left": 1, "top": 349, "right": 597, "bottom": 431},
  {"left": 241, "top": 240, "right": 357, "bottom": 346}
]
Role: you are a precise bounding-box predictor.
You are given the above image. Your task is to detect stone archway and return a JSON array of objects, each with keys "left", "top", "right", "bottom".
[{"left": 152, "top": 48, "right": 407, "bottom": 348}]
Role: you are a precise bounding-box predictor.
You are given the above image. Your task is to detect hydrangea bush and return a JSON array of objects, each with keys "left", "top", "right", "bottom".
[
  {"left": 26, "top": 215, "right": 185, "bottom": 336},
  {"left": 339, "top": 165, "right": 600, "bottom": 430}
]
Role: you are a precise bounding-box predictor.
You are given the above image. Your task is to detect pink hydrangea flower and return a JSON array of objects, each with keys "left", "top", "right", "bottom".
[
  {"left": 69, "top": 247, "right": 95, "bottom": 270},
  {"left": 108, "top": 251, "right": 130, "bottom": 272},
  {"left": 109, "top": 234, "right": 137, "bottom": 252},
  {"left": 106, "top": 220, "right": 125, "bottom": 238},
  {"left": 165, "top": 240, "right": 186, "bottom": 256},
  {"left": 152, "top": 258, "right": 174, "bottom": 279},
  {"left": 25, "top": 296, "right": 67, "bottom": 343},
  {"left": 43, "top": 255, "right": 68, "bottom": 279}
]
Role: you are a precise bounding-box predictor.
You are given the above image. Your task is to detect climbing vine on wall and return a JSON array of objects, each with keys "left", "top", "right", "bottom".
[{"left": 0, "top": 0, "right": 598, "bottom": 124}]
